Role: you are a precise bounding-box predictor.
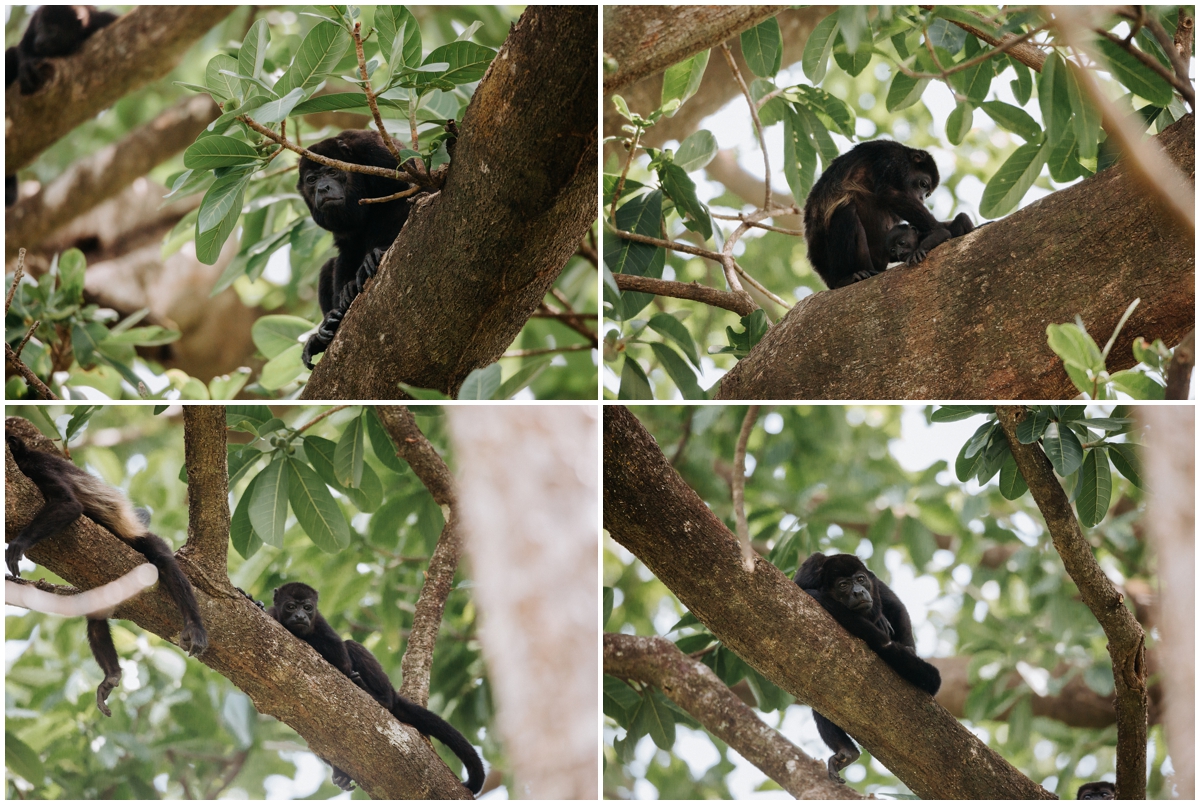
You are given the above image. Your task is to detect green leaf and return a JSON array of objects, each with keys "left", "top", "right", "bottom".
[
  {"left": 252, "top": 315, "right": 313, "bottom": 360},
  {"left": 618, "top": 355, "right": 653, "bottom": 400},
  {"left": 205, "top": 53, "right": 241, "bottom": 102},
  {"left": 962, "top": 421, "right": 998, "bottom": 459},
  {"left": 947, "top": 100, "right": 973, "bottom": 145},
  {"left": 603, "top": 675, "right": 641, "bottom": 726},
  {"left": 342, "top": 461, "right": 383, "bottom": 513},
  {"left": 1063, "top": 61, "right": 1101, "bottom": 161},
  {"left": 1045, "top": 126, "right": 1085, "bottom": 183},
  {"left": 836, "top": 6, "right": 869, "bottom": 54},
  {"left": 1043, "top": 423, "right": 1084, "bottom": 476},
  {"left": 259, "top": 344, "right": 305, "bottom": 390},
  {"left": 980, "top": 100, "right": 1042, "bottom": 142},
  {"left": 459, "top": 363, "right": 502, "bottom": 399},
  {"left": 976, "top": 434, "right": 1010, "bottom": 484},
  {"left": 931, "top": 405, "right": 994, "bottom": 422},
  {"left": 1107, "top": 442, "right": 1143, "bottom": 488},
  {"left": 252, "top": 87, "right": 306, "bottom": 125},
  {"left": 1076, "top": 447, "right": 1112, "bottom": 527},
  {"left": 604, "top": 190, "right": 665, "bottom": 321},
  {"left": 782, "top": 106, "right": 816, "bottom": 203},
  {"left": 1046, "top": 322, "right": 1104, "bottom": 373},
  {"left": 661, "top": 50, "right": 710, "bottom": 113},
  {"left": 673, "top": 130, "right": 718, "bottom": 173},
  {"left": 886, "top": 71, "right": 930, "bottom": 112},
  {"left": 1008, "top": 56, "right": 1033, "bottom": 105},
  {"left": 494, "top": 356, "right": 553, "bottom": 400},
  {"left": 802, "top": 13, "right": 838, "bottom": 84},
  {"left": 603, "top": 586, "right": 614, "bottom": 629},
  {"left": 648, "top": 342, "right": 705, "bottom": 400},
  {"left": 5, "top": 732, "right": 45, "bottom": 786},
  {"left": 58, "top": 249, "right": 87, "bottom": 302},
  {"left": 979, "top": 140, "right": 1047, "bottom": 218},
  {"left": 420, "top": 41, "right": 496, "bottom": 86},
  {"left": 238, "top": 18, "right": 270, "bottom": 84},
  {"left": 249, "top": 457, "right": 290, "bottom": 548},
  {"left": 276, "top": 21, "right": 353, "bottom": 98},
  {"left": 791, "top": 85, "right": 855, "bottom": 138},
  {"left": 375, "top": 5, "right": 421, "bottom": 68},
  {"left": 998, "top": 453, "right": 1028, "bottom": 500},
  {"left": 196, "top": 173, "right": 250, "bottom": 265},
  {"left": 365, "top": 408, "right": 406, "bottom": 474},
  {"left": 1109, "top": 369, "right": 1165, "bottom": 400},
  {"left": 717, "top": 309, "right": 770, "bottom": 359},
  {"left": 633, "top": 690, "right": 676, "bottom": 750},
  {"left": 286, "top": 456, "right": 351, "bottom": 552},
  {"left": 954, "top": 437, "right": 986, "bottom": 482},
  {"left": 648, "top": 312, "right": 701, "bottom": 367},
  {"left": 413, "top": 491, "right": 445, "bottom": 552},
  {"left": 1094, "top": 37, "right": 1174, "bottom": 106},
  {"left": 230, "top": 473, "right": 263, "bottom": 559},
  {"left": 659, "top": 163, "right": 711, "bottom": 241},
  {"left": 740, "top": 16, "right": 782, "bottom": 77},
  {"left": 950, "top": 54, "right": 993, "bottom": 104},
  {"left": 334, "top": 413, "right": 366, "bottom": 488},
  {"left": 71, "top": 321, "right": 108, "bottom": 367},
  {"left": 183, "top": 136, "right": 261, "bottom": 171},
  {"left": 1038, "top": 53, "right": 1072, "bottom": 147},
  {"left": 1015, "top": 408, "right": 1050, "bottom": 444}
]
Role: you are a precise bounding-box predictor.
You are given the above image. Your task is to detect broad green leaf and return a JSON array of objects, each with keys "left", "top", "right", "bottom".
[
  {"left": 604, "top": 190, "right": 665, "bottom": 320},
  {"left": 740, "top": 16, "right": 782, "bottom": 77},
  {"left": 494, "top": 356, "right": 552, "bottom": 400},
  {"left": 886, "top": 71, "right": 930, "bottom": 112},
  {"left": 1046, "top": 322, "right": 1104, "bottom": 373},
  {"left": 276, "top": 21, "right": 352, "bottom": 97},
  {"left": 71, "top": 321, "right": 108, "bottom": 367},
  {"left": 931, "top": 405, "right": 994, "bottom": 422},
  {"left": 633, "top": 690, "right": 676, "bottom": 750},
  {"left": 259, "top": 344, "right": 305, "bottom": 390},
  {"left": 674, "top": 130, "right": 718, "bottom": 173},
  {"left": 334, "top": 413, "right": 365, "bottom": 488},
  {"left": 342, "top": 461, "right": 383, "bottom": 513},
  {"left": 951, "top": 54, "right": 993, "bottom": 103},
  {"left": 103, "top": 326, "right": 180, "bottom": 347},
  {"left": 955, "top": 437, "right": 986, "bottom": 482},
  {"left": 661, "top": 50, "right": 710, "bottom": 113},
  {"left": 659, "top": 163, "right": 711, "bottom": 240},
  {"left": 980, "top": 100, "right": 1042, "bottom": 142},
  {"left": 1038, "top": 54, "right": 1072, "bottom": 147},
  {"left": 1109, "top": 370, "right": 1165, "bottom": 400},
  {"left": 420, "top": 41, "right": 496, "bottom": 86},
  {"left": 365, "top": 408, "right": 407, "bottom": 473},
  {"left": 963, "top": 421, "right": 997, "bottom": 459},
  {"left": 802, "top": 13, "right": 838, "bottom": 84},
  {"left": 183, "top": 136, "right": 261, "bottom": 171},
  {"left": 375, "top": 5, "right": 421, "bottom": 68},
  {"left": 1008, "top": 56, "right": 1033, "bottom": 105},
  {"left": 979, "top": 140, "right": 1047, "bottom": 218},
  {"left": 196, "top": 173, "right": 250, "bottom": 264},
  {"left": 1076, "top": 447, "right": 1112, "bottom": 527},
  {"left": 836, "top": 6, "right": 869, "bottom": 54},
  {"left": 1107, "top": 442, "right": 1143, "bottom": 488},
  {"left": 618, "top": 355, "right": 653, "bottom": 399},
  {"left": 58, "top": 249, "right": 86, "bottom": 302},
  {"left": 976, "top": 434, "right": 1011, "bottom": 484},
  {"left": 1043, "top": 423, "right": 1084, "bottom": 476},
  {"left": 1094, "top": 37, "right": 1174, "bottom": 106},
  {"left": 1015, "top": 408, "right": 1050, "bottom": 444},
  {"left": 998, "top": 453, "right": 1028, "bottom": 500},
  {"left": 286, "top": 457, "right": 351, "bottom": 552},
  {"left": 253, "top": 87, "right": 306, "bottom": 125},
  {"left": 205, "top": 53, "right": 241, "bottom": 101},
  {"left": 782, "top": 106, "right": 816, "bottom": 203},
  {"left": 230, "top": 473, "right": 262, "bottom": 559},
  {"left": 291, "top": 92, "right": 407, "bottom": 116},
  {"left": 927, "top": 17, "right": 967, "bottom": 53},
  {"left": 5, "top": 732, "right": 45, "bottom": 786},
  {"left": 249, "top": 457, "right": 289, "bottom": 548},
  {"left": 238, "top": 18, "right": 270, "bottom": 84},
  {"left": 795, "top": 105, "right": 838, "bottom": 168},
  {"left": 1046, "top": 126, "right": 1085, "bottom": 183},
  {"left": 791, "top": 85, "right": 855, "bottom": 137},
  {"left": 648, "top": 312, "right": 701, "bottom": 367},
  {"left": 459, "top": 362, "right": 502, "bottom": 399},
  {"left": 1063, "top": 61, "right": 1101, "bottom": 160},
  {"left": 252, "top": 315, "right": 313, "bottom": 359},
  {"left": 947, "top": 101, "right": 973, "bottom": 145},
  {"left": 648, "top": 342, "right": 705, "bottom": 400}
]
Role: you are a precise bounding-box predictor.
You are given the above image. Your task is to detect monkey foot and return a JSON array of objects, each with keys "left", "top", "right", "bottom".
[{"left": 96, "top": 671, "right": 122, "bottom": 717}]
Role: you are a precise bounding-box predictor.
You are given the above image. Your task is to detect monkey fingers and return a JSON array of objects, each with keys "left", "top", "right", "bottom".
[
  {"left": 904, "top": 248, "right": 928, "bottom": 266},
  {"left": 95, "top": 670, "right": 122, "bottom": 717},
  {"left": 6, "top": 544, "right": 26, "bottom": 577},
  {"left": 179, "top": 622, "right": 208, "bottom": 656},
  {"left": 331, "top": 767, "right": 356, "bottom": 791}
]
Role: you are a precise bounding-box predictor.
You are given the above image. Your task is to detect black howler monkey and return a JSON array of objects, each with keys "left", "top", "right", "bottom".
[
  {"left": 296, "top": 129, "right": 412, "bottom": 368},
  {"left": 795, "top": 552, "right": 941, "bottom": 784},
  {"left": 268, "top": 582, "right": 484, "bottom": 794},
  {"left": 803, "top": 140, "right": 974, "bottom": 288},
  {"left": 5, "top": 427, "right": 207, "bottom": 716},
  {"left": 1077, "top": 781, "right": 1116, "bottom": 799},
  {"left": 6, "top": 5, "right": 117, "bottom": 95}
]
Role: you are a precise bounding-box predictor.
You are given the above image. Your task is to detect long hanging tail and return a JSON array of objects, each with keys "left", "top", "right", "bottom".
[{"left": 391, "top": 696, "right": 485, "bottom": 794}]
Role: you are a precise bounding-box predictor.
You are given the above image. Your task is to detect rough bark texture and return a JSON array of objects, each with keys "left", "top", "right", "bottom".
[
  {"left": 3, "top": 417, "right": 469, "bottom": 799},
  {"left": 603, "top": 405, "right": 1052, "bottom": 799},
  {"left": 1138, "top": 406, "right": 1193, "bottom": 798},
  {"left": 716, "top": 114, "right": 1195, "bottom": 400},
  {"left": 181, "top": 406, "right": 230, "bottom": 577},
  {"left": 996, "top": 407, "right": 1148, "bottom": 799},
  {"left": 6, "top": 95, "right": 219, "bottom": 257},
  {"left": 605, "top": 633, "right": 859, "bottom": 799},
  {"left": 375, "top": 406, "right": 459, "bottom": 706},
  {"left": 302, "top": 7, "right": 597, "bottom": 400},
  {"left": 5, "top": 6, "right": 234, "bottom": 171},
  {"left": 603, "top": 7, "right": 835, "bottom": 157},
  {"left": 450, "top": 406, "right": 599, "bottom": 799},
  {"left": 603, "top": 6, "right": 787, "bottom": 96}
]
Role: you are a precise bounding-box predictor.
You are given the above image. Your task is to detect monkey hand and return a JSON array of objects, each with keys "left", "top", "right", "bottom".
[
  {"left": 331, "top": 768, "right": 356, "bottom": 791},
  {"left": 357, "top": 247, "right": 385, "bottom": 289},
  {"left": 96, "top": 668, "right": 122, "bottom": 717},
  {"left": 302, "top": 309, "right": 344, "bottom": 369},
  {"left": 179, "top": 622, "right": 209, "bottom": 656},
  {"left": 904, "top": 247, "right": 928, "bottom": 266},
  {"left": 6, "top": 544, "right": 26, "bottom": 578}
]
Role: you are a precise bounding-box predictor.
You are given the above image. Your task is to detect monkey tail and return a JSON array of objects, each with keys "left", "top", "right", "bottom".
[
  {"left": 70, "top": 472, "right": 145, "bottom": 543},
  {"left": 391, "top": 696, "right": 485, "bottom": 794}
]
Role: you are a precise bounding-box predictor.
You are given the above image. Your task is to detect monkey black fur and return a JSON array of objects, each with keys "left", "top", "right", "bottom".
[
  {"left": 1077, "top": 781, "right": 1116, "bottom": 799},
  {"left": 296, "top": 129, "right": 412, "bottom": 368},
  {"left": 803, "top": 140, "right": 974, "bottom": 288},
  {"left": 6, "top": 6, "right": 117, "bottom": 95},
  {"left": 268, "top": 582, "right": 484, "bottom": 794},
  {"left": 795, "top": 552, "right": 941, "bottom": 784},
  {"left": 5, "top": 426, "right": 207, "bottom": 716}
]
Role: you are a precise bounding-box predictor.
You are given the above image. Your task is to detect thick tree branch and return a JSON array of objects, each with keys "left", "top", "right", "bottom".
[
  {"left": 605, "top": 633, "right": 859, "bottom": 799},
  {"left": 6, "top": 95, "right": 220, "bottom": 258},
  {"left": 302, "top": 7, "right": 597, "bottom": 399},
  {"left": 376, "top": 406, "right": 459, "bottom": 705},
  {"left": 3, "top": 416, "right": 469, "bottom": 799},
  {"left": 5, "top": 6, "right": 234, "bottom": 171},
  {"left": 716, "top": 114, "right": 1194, "bottom": 400},
  {"left": 181, "top": 406, "right": 230, "bottom": 578},
  {"left": 996, "top": 407, "right": 1147, "bottom": 799},
  {"left": 603, "top": 405, "right": 1051, "bottom": 799}
]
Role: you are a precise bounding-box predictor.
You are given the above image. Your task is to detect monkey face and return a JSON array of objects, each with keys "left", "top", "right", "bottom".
[
  {"left": 279, "top": 599, "right": 316, "bottom": 635},
  {"left": 905, "top": 167, "right": 936, "bottom": 201},
  {"left": 831, "top": 571, "right": 874, "bottom": 614}
]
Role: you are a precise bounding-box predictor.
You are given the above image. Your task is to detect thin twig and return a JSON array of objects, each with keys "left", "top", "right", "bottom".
[
  {"left": 6, "top": 248, "right": 27, "bottom": 314},
  {"left": 614, "top": 274, "right": 756, "bottom": 317},
  {"left": 720, "top": 42, "right": 771, "bottom": 210},
  {"left": 359, "top": 185, "right": 423, "bottom": 204},
  {"left": 352, "top": 20, "right": 407, "bottom": 161},
  {"left": 14, "top": 320, "right": 40, "bottom": 358},
  {"left": 610, "top": 127, "right": 643, "bottom": 224},
  {"left": 297, "top": 405, "right": 349, "bottom": 433},
  {"left": 1093, "top": 27, "right": 1194, "bottom": 108},
  {"left": 501, "top": 343, "right": 594, "bottom": 358},
  {"left": 5, "top": 342, "right": 58, "bottom": 399},
  {"left": 732, "top": 405, "right": 761, "bottom": 573}
]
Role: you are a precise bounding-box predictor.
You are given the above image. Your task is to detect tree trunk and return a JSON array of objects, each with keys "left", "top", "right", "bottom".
[
  {"left": 302, "top": 6, "right": 597, "bottom": 400},
  {"left": 716, "top": 114, "right": 1195, "bottom": 400},
  {"left": 603, "top": 405, "right": 1053, "bottom": 799}
]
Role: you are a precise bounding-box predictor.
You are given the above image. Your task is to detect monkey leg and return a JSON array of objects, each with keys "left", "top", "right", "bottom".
[
  {"left": 813, "top": 711, "right": 861, "bottom": 784},
  {"left": 6, "top": 496, "right": 84, "bottom": 577},
  {"left": 128, "top": 534, "right": 208, "bottom": 656},
  {"left": 948, "top": 211, "right": 974, "bottom": 236},
  {"left": 301, "top": 247, "right": 385, "bottom": 369},
  {"left": 87, "top": 618, "right": 122, "bottom": 717}
]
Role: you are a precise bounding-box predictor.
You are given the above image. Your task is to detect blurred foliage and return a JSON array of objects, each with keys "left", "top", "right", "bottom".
[
  {"left": 5, "top": 404, "right": 493, "bottom": 798},
  {"left": 604, "top": 404, "right": 1169, "bottom": 799}
]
